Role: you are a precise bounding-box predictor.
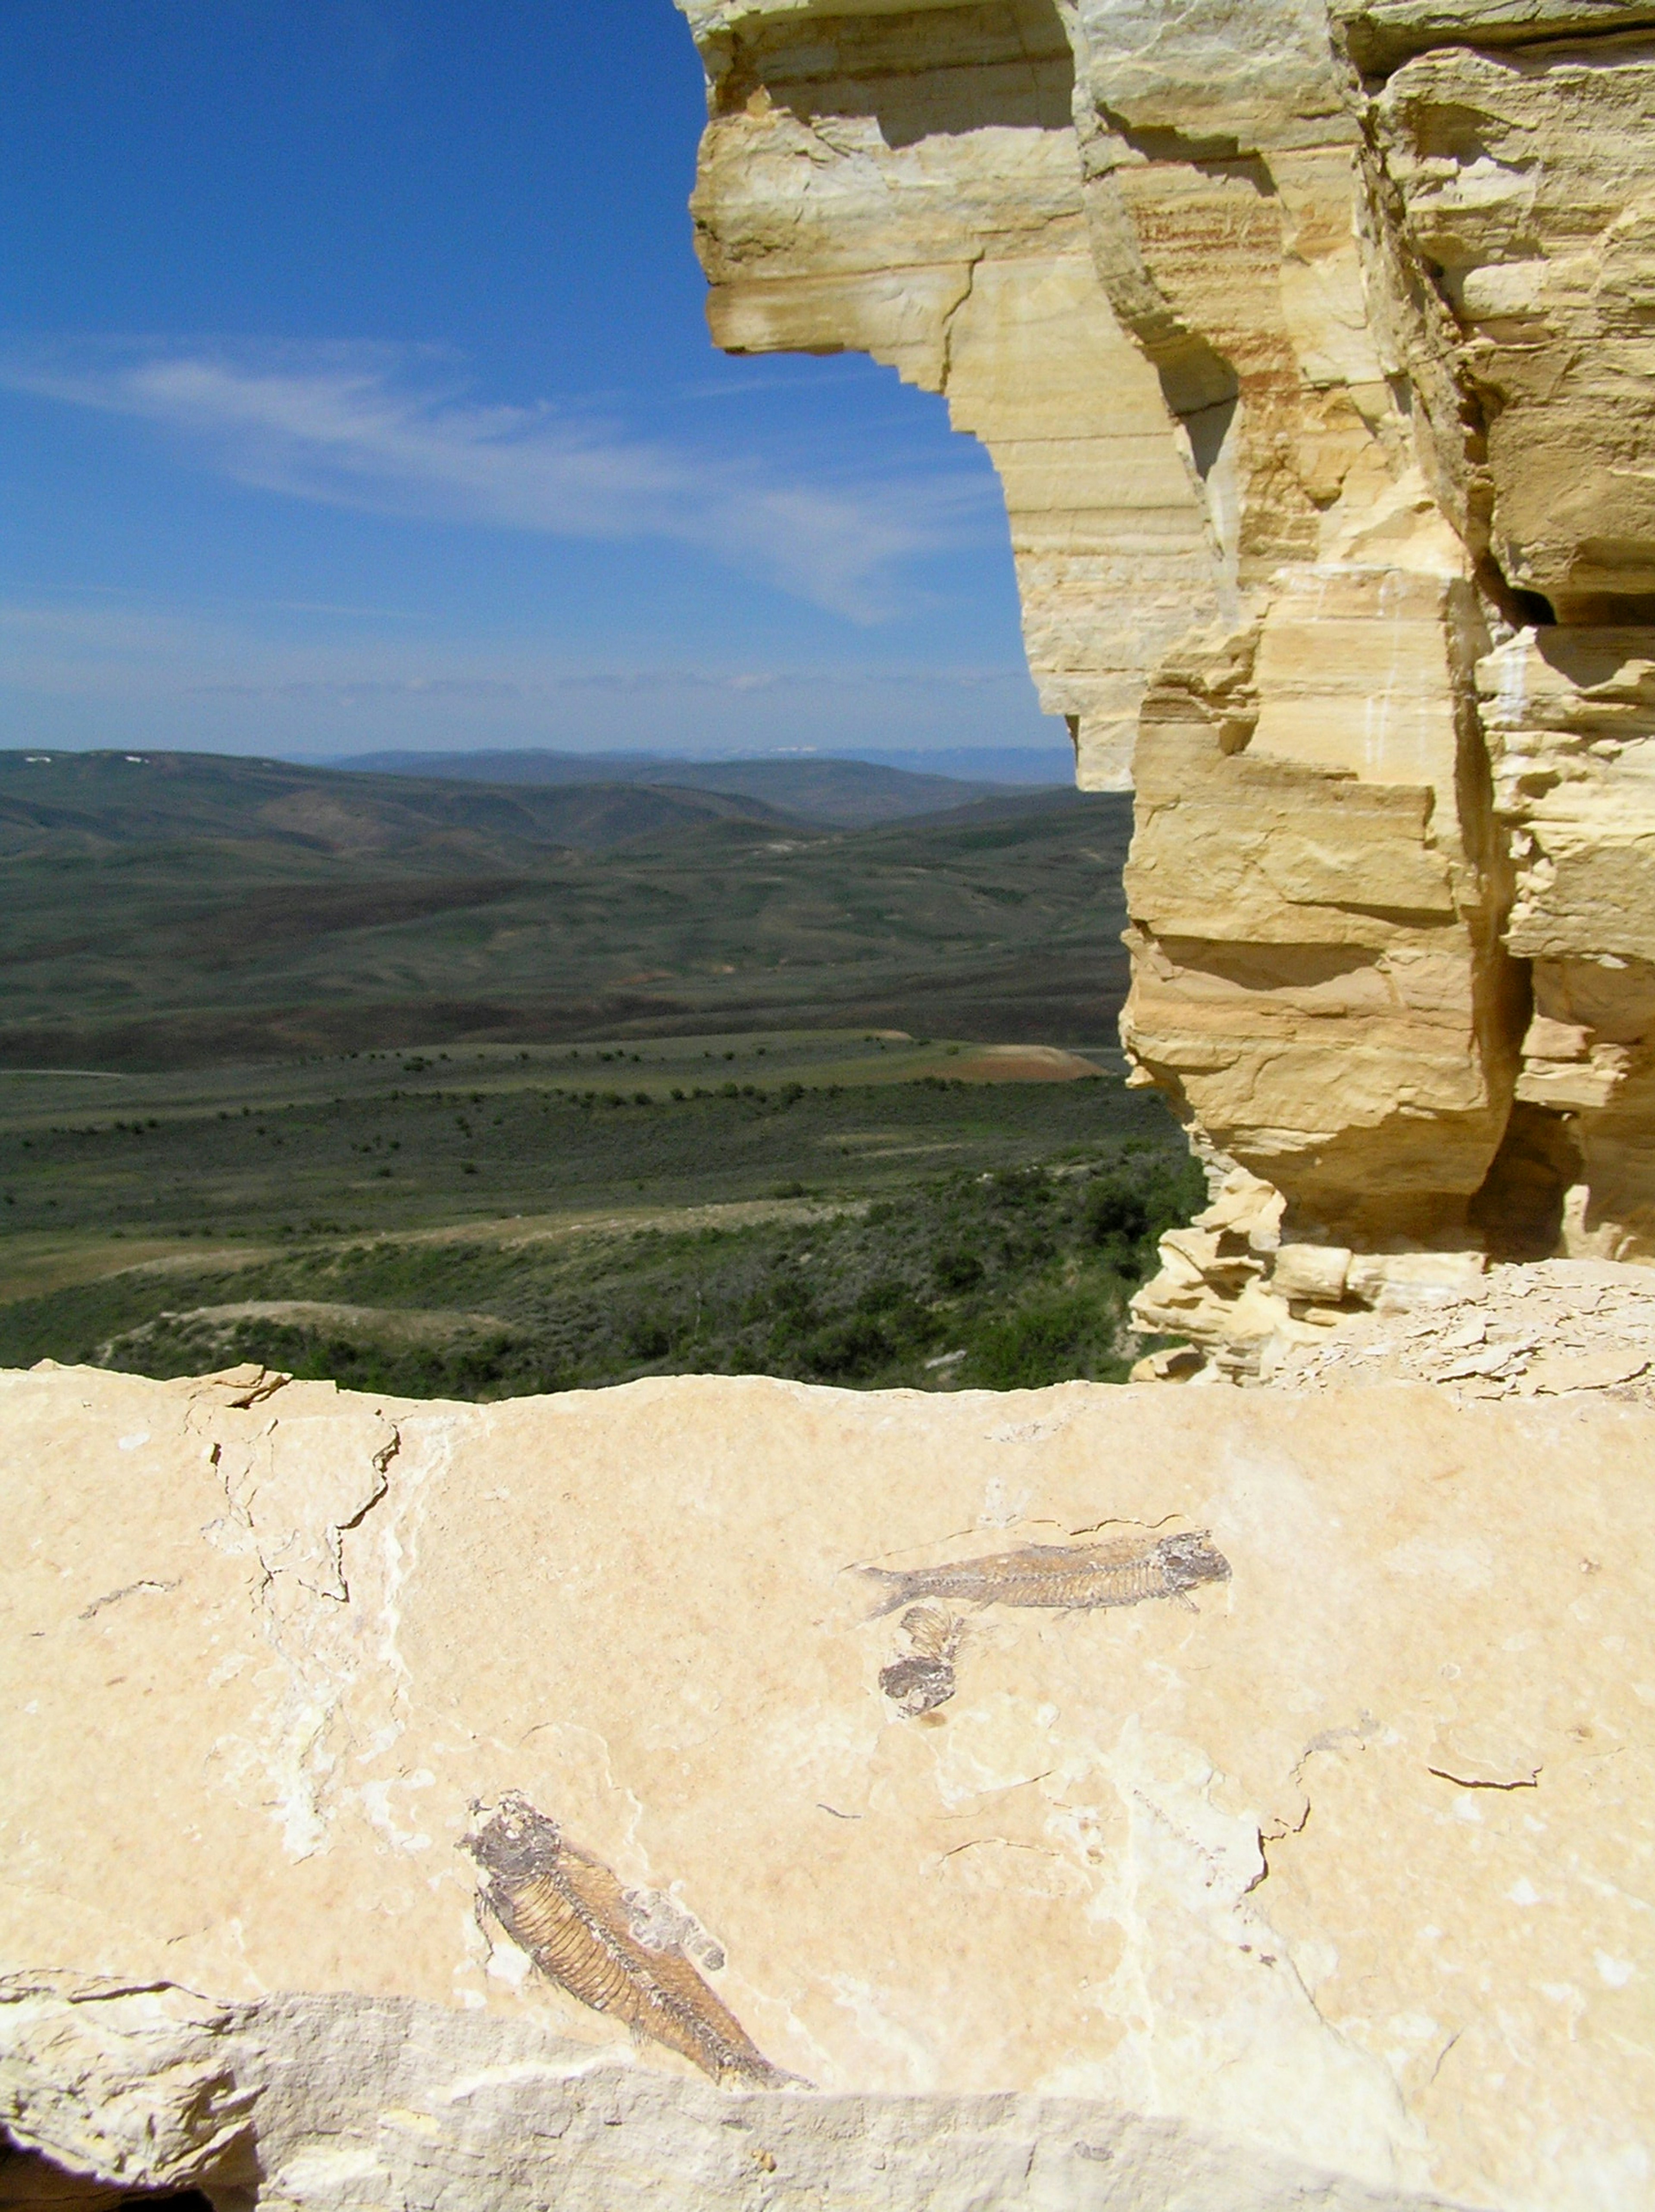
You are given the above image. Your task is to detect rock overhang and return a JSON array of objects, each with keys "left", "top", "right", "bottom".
[{"left": 674, "top": 0, "right": 1655, "bottom": 1371}]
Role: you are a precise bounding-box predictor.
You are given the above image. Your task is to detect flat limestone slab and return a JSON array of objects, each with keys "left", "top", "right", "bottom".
[{"left": 2, "top": 1361, "right": 1651, "bottom": 2210}]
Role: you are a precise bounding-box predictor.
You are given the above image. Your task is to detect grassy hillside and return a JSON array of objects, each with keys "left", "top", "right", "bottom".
[
  {"left": 0, "top": 1033, "right": 1196, "bottom": 1397},
  {"left": 0, "top": 747, "right": 797, "bottom": 859},
  {"left": 0, "top": 751, "right": 1134, "bottom": 1069}
]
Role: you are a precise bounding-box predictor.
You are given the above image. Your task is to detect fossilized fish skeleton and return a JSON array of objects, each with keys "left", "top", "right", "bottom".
[
  {"left": 463, "top": 1792, "right": 793, "bottom": 2088},
  {"left": 879, "top": 1602, "right": 963, "bottom": 1716},
  {"left": 862, "top": 1528, "right": 1230, "bottom": 1618}
]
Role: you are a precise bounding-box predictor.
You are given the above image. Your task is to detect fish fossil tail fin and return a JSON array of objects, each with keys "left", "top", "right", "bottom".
[
  {"left": 859, "top": 1564, "right": 923, "bottom": 1618},
  {"left": 724, "top": 2051, "right": 814, "bottom": 2091}
]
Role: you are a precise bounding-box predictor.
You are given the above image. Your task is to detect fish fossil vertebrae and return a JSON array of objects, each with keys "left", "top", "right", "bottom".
[
  {"left": 462, "top": 1791, "right": 796, "bottom": 2088},
  {"left": 862, "top": 1528, "right": 1231, "bottom": 1617}
]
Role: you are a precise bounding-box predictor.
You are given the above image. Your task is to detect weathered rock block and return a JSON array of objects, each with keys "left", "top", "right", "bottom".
[
  {"left": 685, "top": 0, "right": 1222, "bottom": 786},
  {"left": 3, "top": 1362, "right": 1652, "bottom": 2208}
]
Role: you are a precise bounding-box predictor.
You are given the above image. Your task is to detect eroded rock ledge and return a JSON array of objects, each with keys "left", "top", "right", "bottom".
[
  {"left": 675, "top": 0, "right": 1655, "bottom": 1370},
  {"left": 3, "top": 1362, "right": 1651, "bottom": 2209}
]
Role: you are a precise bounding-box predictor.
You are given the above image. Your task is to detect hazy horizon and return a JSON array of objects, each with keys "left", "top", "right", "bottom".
[{"left": 4, "top": 737, "right": 1075, "bottom": 784}]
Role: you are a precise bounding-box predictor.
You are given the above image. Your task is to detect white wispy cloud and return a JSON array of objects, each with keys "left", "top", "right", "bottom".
[{"left": 1, "top": 340, "right": 994, "bottom": 621}]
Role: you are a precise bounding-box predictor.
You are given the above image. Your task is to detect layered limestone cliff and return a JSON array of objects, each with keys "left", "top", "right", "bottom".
[
  {"left": 3, "top": 1361, "right": 1653, "bottom": 2210},
  {"left": 675, "top": 0, "right": 1655, "bottom": 1373}
]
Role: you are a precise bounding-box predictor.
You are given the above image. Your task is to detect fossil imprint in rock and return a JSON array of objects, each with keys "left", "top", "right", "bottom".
[
  {"left": 4, "top": 1363, "right": 1653, "bottom": 2212},
  {"left": 464, "top": 1793, "right": 792, "bottom": 2087},
  {"left": 861, "top": 1525, "right": 1232, "bottom": 1615},
  {"left": 878, "top": 1600, "right": 962, "bottom": 1713},
  {"left": 674, "top": 0, "right": 1655, "bottom": 1367}
]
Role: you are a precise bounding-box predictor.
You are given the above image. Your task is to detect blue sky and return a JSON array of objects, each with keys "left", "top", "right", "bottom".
[{"left": 1, "top": 0, "right": 1053, "bottom": 759}]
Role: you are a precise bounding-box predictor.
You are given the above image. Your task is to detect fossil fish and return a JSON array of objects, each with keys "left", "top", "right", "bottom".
[
  {"left": 862, "top": 1529, "right": 1230, "bottom": 1618},
  {"left": 463, "top": 1792, "right": 793, "bottom": 2088},
  {"left": 880, "top": 1602, "right": 962, "bottom": 1716}
]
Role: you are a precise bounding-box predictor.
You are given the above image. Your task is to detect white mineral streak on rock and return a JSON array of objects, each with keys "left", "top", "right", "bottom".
[
  {"left": 196, "top": 1383, "right": 400, "bottom": 1860},
  {"left": 675, "top": 0, "right": 1655, "bottom": 1372},
  {"left": 3, "top": 1362, "right": 1653, "bottom": 2207}
]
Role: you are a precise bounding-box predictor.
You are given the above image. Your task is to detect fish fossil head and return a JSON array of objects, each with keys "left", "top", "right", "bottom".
[
  {"left": 880, "top": 1651, "right": 956, "bottom": 1717},
  {"left": 1157, "top": 1531, "right": 1232, "bottom": 1592},
  {"left": 462, "top": 1790, "right": 565, "bottom": 1885}
]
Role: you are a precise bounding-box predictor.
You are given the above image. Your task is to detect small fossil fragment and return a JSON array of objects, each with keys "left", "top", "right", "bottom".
[
  {"left": 862, "top": 1528, "right": 1230, "bottom": 1617},
  {"left": 624, "top": 1884, "right": 726, "bottom": 1973},
  {"left": 879, "top": 1602, "right": 962, "bottom": 1716},
  {"left": 463, "top": 1792, "right": 792, "bottom": 2087}
]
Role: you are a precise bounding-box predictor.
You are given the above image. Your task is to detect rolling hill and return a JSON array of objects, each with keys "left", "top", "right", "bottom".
[
  {"left": 0, "top": 748, "right": 800, "bottom": 863},
  {"left": 0, "top": 749, "right": 1134, "bottom": 1068},
  {"left": 0, "top": 747, "right": 1180, "bottom": 1404},
  {"left": 326, "top": 747, "right": 1013, "bottom": 826}
]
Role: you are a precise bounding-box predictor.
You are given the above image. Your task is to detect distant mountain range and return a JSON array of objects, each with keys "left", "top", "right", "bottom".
[
  {"left": 801, "top": 747, "right": 1074, "bottom": 785},
  {"left": 326, "top": 746, "right": 1074, "bottom": 823},
  {"left": 0, "top": 746, "right": 1124, "bottom": 1068},
  {"left": 0, "top": 745, "right": 1109, "bottom": 866},
  {"left": 0, "top": 747, "right": 811, "bottom": 862}
]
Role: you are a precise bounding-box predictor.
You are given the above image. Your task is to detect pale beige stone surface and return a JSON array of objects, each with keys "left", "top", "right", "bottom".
[
  {"left": 1119, "top": 592, "right": 1517, "bottom": 1243},
  {"left": 674, "top": 0, "right": 1655, "bottom": 1348},
  {"left": 3, "top": 1359, "right": 1652, "bottom": 2208},
  {"left": 1375, "top": 34, "right": 1655, "bottom": 612},
  {"left": 0, "top": 1980, "right": 1455, "bottom": 2212}
]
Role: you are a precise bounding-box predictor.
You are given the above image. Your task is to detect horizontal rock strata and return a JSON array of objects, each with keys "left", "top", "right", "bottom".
[
  {"left": 684, "top": 0, "right": 1221, "bottom": 790},
  {"left": 675, "top": 0, "right": 1655, "bottom": 1368},
  {"left": 3, "top": 1362, "right": 1652, "bottom": 2209}
]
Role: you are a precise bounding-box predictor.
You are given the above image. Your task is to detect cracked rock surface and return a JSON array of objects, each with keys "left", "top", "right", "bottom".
[
  {"left": 1277, "top": 1253, "right": 1655, "bottom": 1397},
  {"left": 3, "top": 1359, "right": 1651, "bottom": 2209}
]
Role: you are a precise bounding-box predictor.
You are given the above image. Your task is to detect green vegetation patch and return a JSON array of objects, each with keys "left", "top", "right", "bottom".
[
  {"left": 0, "top": 1053, "right": 1167, "bottom": 1243},
  {"left": 0, "top": 1147, "right": 1201, "bottom": 1399},
  {"left": 0, "top": 1058, "right": 1201, "bottom": 1397}
]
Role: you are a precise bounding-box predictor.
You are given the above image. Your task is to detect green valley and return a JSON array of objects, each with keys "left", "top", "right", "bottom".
[{"left": 0, "top": 751, "right": 1196, "bottom": 1398}]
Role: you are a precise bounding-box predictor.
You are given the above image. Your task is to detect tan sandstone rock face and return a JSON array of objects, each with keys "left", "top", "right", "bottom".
[
  {"left": 2, "top": 1361, "right": 1652, "bottom": 2211},
  {"left": 675, "top": 0, "right": 1655, "bottom": 1359},
  {"left": 684, "top": 0, "right": 1221, "bottom": 789}
]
